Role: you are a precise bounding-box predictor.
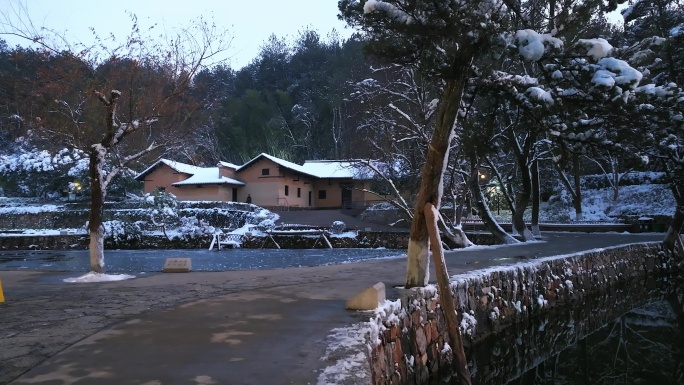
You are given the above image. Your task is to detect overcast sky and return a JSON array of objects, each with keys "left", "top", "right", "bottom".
[{"left": 1, "top": 0, "right": 354, "bottom": 69}]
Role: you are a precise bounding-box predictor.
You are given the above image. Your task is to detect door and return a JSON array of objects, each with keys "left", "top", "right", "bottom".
[
  {"left": 341, "top": 187, "right": 352, "bottom": 209},
  {"left": 232, "top": 188, "right": 238, "bottom": 202}
]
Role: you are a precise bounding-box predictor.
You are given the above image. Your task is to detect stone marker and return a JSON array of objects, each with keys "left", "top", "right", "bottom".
[
  {"left": 345, "top": 282, "right": 385, "bottom": 310},
  {"left": 162, "top": 258, "right": 192, "bottom": 273}
]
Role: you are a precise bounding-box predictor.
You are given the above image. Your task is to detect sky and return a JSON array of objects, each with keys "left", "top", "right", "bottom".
[{"left": 1, "top": 0, "right": 355, "bottom": 69}]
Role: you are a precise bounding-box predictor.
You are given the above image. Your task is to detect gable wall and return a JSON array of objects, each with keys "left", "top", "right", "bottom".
[
  {"left": 172, "top": 185, "right": 232, "bottom": 201},
  {"left": 311, "top": 179, "right": 377, "bottom": 208},
  {"left": 141, "top": 165, "right": 191, "bottom": 195},
  {"left": 237, "top": 158, "right": 315, "bottom": 207},
  {"left": 218, "top": 165, "right": 237, "bottom": 179}
]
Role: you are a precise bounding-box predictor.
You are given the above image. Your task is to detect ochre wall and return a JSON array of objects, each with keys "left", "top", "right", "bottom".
[
  {"left": 142, "top": 159, "right": 378, "bottom": 208},
  {"left": 141, "top": 165, "right": 190, "bottom": 195},
  {"left": 172, "top": 185, "right": 232, "bottom": 201},
  {"left": 218, "top": 165, "right": 237, "bottom": 179},
  {"left": 311, "top": 179, "right": 376, "bottom": 208},
  {"left": 238, "top": 158, "right": 315, "bottom": 207}
]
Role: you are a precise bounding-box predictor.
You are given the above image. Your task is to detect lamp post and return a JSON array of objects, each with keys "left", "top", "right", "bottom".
[{"left": 495, "top": 186, "right": 500, "bottom": 215}]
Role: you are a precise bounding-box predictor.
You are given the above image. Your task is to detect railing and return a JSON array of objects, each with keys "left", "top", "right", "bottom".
[
  {"left": 277, "top": 197, "right": 290, "bottom": 211},
  {"left": 208, "top": 233, "right": 246, "bottom": 250}
]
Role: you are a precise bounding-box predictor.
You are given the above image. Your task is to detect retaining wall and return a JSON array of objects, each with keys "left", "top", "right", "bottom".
[
  {"left": 0, "top": 231, "right": 499, "bottom": 251},
  {"left": 368, "top": 242, "right": 681, "bottom": 384}
]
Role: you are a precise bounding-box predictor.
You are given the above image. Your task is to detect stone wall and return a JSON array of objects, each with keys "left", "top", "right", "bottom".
[
  {"left": 0, "top": 234, "right": 210, "bottom": 251},
  {"left": 0, "top": 231, "right": 500, "bottom": 251},
  {"left": 0, "top": 211, "right": 89, "bottom": 230},
  {"left": 368, "top": 243, "right": 681, "bottom": 385}
]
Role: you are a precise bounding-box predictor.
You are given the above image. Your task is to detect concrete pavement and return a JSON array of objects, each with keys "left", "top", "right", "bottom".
[{"left": 0, "top": 232, "right": 665, "bottom": 385}]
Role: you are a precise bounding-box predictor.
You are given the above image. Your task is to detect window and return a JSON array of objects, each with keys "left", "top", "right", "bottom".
[
  {"left": 318, "top": 190, "right": 327, "bottom": 199},
  {"left": 196, "top": 185, "right": 204, "bottom": 188},
  {"left": 297, "top": 187, "right": 301, "bottom": 198},
  {"left": 284, "top": 185, "right": 289, "bottom": 196},
  {"left": 261, "top": 168, "right": 270, "bottom": 176}
]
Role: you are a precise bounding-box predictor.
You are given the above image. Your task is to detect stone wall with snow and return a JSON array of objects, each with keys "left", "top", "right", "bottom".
[{"left": 368, "top": 242, "right": 679, "bottom": 384}]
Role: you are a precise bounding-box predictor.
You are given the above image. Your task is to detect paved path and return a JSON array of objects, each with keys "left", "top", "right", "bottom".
[
  {"left": 0, "top": 233, "right": 663, "bottom": 385},
  {"left": 274, "top": 209, "right": 403, "bottom": 232}
]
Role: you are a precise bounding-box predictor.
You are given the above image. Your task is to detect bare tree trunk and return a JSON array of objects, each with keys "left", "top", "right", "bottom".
[
  {"left": 612, "top": 160, "right": 620, "bottom": 201},
  {"left": 664, "top": 187, "right": 684, "bottom": 256},
  {"left": 88, "top": 145, "right": 106, "bottom": 273},
  {"left": 425, "top": 203, "right": 472, "bottom": 385},
  {"left": 470, "top": 163, "right": 518, "bottom": 244},
  {"left": 531, "top": 160, "right": 541, "bottom": 236},
  {"left": 508, "top": 128, "right": 535, "bottom": 240},
  {"left": 510, "top": 159, "right": 535, "bottom": 240},
  {"left": 573, "top": 153, "right": 583, "bottom": 220},
  {"left": 553, "top": 160, "right": 583, "bottom": 221},
  {"left": 87, "top": 90, "right": 120, "bottom": 273},
  {"left": 406, "top": 77, "right": 467, "bottom": 288}
]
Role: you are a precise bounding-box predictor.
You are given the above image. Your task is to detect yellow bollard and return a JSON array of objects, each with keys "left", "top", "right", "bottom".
[{"left": 0, "top": 275, "right": 4, "bottom": 303}]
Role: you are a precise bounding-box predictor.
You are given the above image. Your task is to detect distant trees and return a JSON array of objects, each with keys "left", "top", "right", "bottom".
[{"left": 195, "top": 30, "right": 373, "bottom": 165}]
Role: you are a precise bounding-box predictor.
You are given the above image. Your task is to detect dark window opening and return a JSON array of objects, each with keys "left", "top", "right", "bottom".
[
  {"left": 297, "top": 188, "right": 301, "bottom": 198},
  {"left": 285, "top": 185, "right": 289, "bottom": 196},
  {"left": 262, "top": 168, "right": 270, "bottom": 176},
  {"left": 196, "top": 185, "right": 204, "bottom": 188},
  {"left": 319, "top": 190, "right": 327, "bottom": 199}
]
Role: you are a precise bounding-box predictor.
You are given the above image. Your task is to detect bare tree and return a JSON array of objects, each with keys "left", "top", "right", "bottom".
[{"left": 1, "top": 2, "right": 231, "bottom": 272}]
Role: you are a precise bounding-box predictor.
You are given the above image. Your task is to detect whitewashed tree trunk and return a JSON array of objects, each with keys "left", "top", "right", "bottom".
[
  {"left": 406, "top": 73, "right": 469, "bottom": 288},
  {"left": 86, "top": 91, "right": 121, "bottom": 273}
]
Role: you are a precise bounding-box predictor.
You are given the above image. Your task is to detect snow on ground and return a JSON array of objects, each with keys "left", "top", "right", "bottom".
[
  {"left": 63, "top": 272, "right": 136, "bottom": 283},
  {"left": 317, "top": 323, "right": 373, "bottom": 385},
  {"left": 539, "top": 183, "right": 675, "bottom": 222},
  {"left": 0, "top": 204, "right": 61, "bottom": 214}
]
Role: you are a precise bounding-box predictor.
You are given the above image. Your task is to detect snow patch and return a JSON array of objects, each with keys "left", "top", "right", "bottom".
[
  {"left": 577, "top": 38, "right": 613, "bottom": 60},
  {"left": 63, "top": 272, "right": 136, "bottom": 283},
  {"left": 514, "top": 29, "right": 563, "bottom": 61}
]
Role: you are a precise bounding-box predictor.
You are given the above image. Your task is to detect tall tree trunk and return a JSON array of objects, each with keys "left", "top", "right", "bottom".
[
  {"left": 88, "top": 145, "right": 106, "bottom": 273},
  {"left": 611, "top": 160, "right": 620, "bottom": 201},
  {"left": 511, "top": 178, "right": 534, "bottom": 240},
  {"left": 509, "top": 135, "right": 535, "bottom": 241},
  {"left": 470, "top": 161, "right": 518, "bottom": 244},
  {"left": 572, "top": 153, "right": 583, "bottom": 220},
  {"left": 406, "top": 77, "right": 467, "bottom": 288},
  {"left": 553, "top": 160, "right": 582, "bottom": 221},
  {"left": 87, "top": 90, "right": 121, "bottom": 273},
  {"left": 531, "top": 160, "right": 541, "bottom": 236},
  {"left": 664, "top": 186, "right": 684, "bottom": 256},
  {"left": 425, "top": 203, "right": 471, "bottom": 385}
]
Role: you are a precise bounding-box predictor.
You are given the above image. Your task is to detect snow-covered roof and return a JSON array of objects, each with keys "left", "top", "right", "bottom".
[
  {"left": 137, "top": 154, "right": 377, "bottom": 184},
  {"left": 218, "top": 161, "right": 239, "bottom": 169},
  {"left": 237, "top": 153, "right": 319, "bottom": 178},
  {"left": 135, "top": 158, "right": 206, "bottom": 181},
  {"left": 172, "top": 167, "right": 245, "bottom": 186},
  {"left": 237, "top": 153, "right": 376, "bottom": 180},
  {"left": 300, "top": 160, "right": 375, "bottom": 179},
  {"left": 136, "top": 159, "right": 245, "bottom": 186}
]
